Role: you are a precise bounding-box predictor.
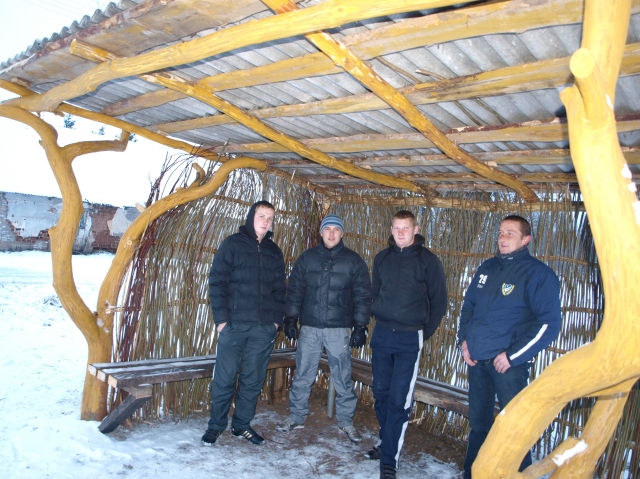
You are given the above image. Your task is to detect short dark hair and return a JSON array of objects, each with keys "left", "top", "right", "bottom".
[
  {"left": 392, "top": 210, "right": 416, "bottom": 227},
  {"left": 502, "top": 215, "right": 531, "bottom": 237},
  {"left": 253, "top": 200, "right": 275, "bottom": 211}
]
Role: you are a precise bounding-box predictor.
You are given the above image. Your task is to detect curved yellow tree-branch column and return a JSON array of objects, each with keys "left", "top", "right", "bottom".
[
  {"left": 0, "top": 105, "right": 130, "bottom": 420},
  {"left": 472, "top": 0, "right": 640, "bottom": 477},
  {"left": 95, "top": 157, "right": 267, "bottom": 403}
]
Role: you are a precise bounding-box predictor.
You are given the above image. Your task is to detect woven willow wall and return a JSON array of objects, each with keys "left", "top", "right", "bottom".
[{"left": 113, "top": 168, "right": 637, "bottom": 477}]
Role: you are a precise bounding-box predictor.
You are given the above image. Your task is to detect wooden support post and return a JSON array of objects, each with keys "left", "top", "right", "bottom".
[{"left": 98, "top": 385, "right": 153, "bottom": 434}]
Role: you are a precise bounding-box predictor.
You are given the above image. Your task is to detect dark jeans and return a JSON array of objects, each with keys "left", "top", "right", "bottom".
[
  {"left": 208, "top": 322, "right": 277, "bottom": 431},
  {"left": 463, "top": 359, "right": 532, "bottom": 479}
]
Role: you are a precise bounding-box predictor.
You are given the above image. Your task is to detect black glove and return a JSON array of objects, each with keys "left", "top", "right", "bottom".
[
  {"left": 283, "top": 317, "right": 298, "bottom": 341},
  {"left": 349, "top": 325, "right": 367, "bottom": 348}
]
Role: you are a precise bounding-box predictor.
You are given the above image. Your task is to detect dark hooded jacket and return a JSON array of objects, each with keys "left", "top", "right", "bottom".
[
  {"left": 285, "top": 239, "right": 371, "bottom": 329},
  {"left": 371, "top": 234, "right": 447, "bottom": 338},
  {"left": 208, "top": 202, "right": 286, "bottom": 326}
]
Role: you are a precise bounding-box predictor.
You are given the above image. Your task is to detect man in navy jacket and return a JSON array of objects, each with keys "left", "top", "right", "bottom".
[
  {"left": 457, "top": 215, "right": 561, "bottom": 479},
  {"left": 202, "top": 200, "right": 286, "bottom": 446},
  {"left": 369, "top": 210, "right": 448, "bottom": 479}
]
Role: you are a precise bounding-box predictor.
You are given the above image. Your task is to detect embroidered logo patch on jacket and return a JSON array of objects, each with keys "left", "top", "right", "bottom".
[{"left": 502, "top": 283, "right": 515, "bottom": 295}]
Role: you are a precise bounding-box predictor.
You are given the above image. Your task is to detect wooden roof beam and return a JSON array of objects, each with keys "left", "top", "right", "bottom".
[
  {"left": 2, "top": 0, "right": 476, "bottom": 113},
  {"left": 265, "top": 147, "right": 640, "bottom": 168},
  {"left": 106, "top": 0, "right": 640, "bottom": 117},
  {"left": 71, "top": 42, "right": 427, "bottom": 193},
  {"left": 153, "top": 43, "right": 640, "bottom": 134},
  {"left": 0, "top": 79, "right": 340, "bottom": 197},
  {"left": 291, "top": 172, "right": 640, "bottom": 184},
  {"left": 207, "top": 115, "right": 640, "bottom": 154},
  {"left": 264, "top": 0, "right": 539, "bottom": 202}
]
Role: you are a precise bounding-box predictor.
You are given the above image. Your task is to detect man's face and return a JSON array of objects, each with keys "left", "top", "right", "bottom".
[
  {"left": 391, "top": 218, "right": 418, "bottom": 249},
  {"left": 497, "top": 220, "right": 531, "bottom": 254},
  {"left": 321, "top": 225, "right": 343, "bottom": 249},
  {"left": 253, "top": 206, "right": 275, "bottom": 240}
]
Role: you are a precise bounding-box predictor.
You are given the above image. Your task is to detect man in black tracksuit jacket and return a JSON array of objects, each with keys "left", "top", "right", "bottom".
[
  {"left": 201, "top": 201, "right": 286, "bottom": 446},
  {"left": 369, "top": 210, "right": 448, "bottom": 479}
]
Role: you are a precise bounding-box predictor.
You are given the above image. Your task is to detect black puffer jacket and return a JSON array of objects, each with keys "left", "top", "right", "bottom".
[
  {"left": 371, "top": 234, "right": 447, "bottom": 338},
  {"left": 208, "top": 204, "right": 286, "bottom": 326},
  {"left": 285, "top": 240, "right": 371, "bottom": 328}
]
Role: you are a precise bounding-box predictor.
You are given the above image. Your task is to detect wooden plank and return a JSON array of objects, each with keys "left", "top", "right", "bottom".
[{"left": 208, "top": 116, "right": 640, "bottom": 154}]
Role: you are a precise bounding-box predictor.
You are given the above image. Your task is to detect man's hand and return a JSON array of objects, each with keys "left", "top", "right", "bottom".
[
  {"left": 283, "top": 317, "right": 298, "bottom": 341},
  {"left": 493, "top": 352, "right": 511, "bottom": 373},
  {"left": 460, "top": 340, "right": 477, "bottom": 367},
  {"left": 216, "top": 322, "right": 227, "bottom": 333},
  {"left": 349, "top": 325, "right": 367, "bottom": 348}
]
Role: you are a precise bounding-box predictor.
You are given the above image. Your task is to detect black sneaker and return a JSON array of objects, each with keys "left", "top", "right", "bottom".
[
  {"left": 231, "top": 426, "right": 265, "bottom": 445},
  {"left": 365, "top": 445, "right": 381, "bottom": 460},
  {"left": 380, "top": 463, "right": 396, "bottom": 479},
  {"left": 201, "top": 428, "right": 224, "bottom": 445}
]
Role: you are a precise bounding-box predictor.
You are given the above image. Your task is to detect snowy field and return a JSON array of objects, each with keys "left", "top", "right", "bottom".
[{"left": 0, "top": 251, "right": 461, "bottom": 479}]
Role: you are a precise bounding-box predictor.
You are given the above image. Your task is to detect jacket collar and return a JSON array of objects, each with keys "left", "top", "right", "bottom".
[
  {"left": 239, "top": 225, "right": 273, "bottom": 243},
  {"left": 495, "top": 245, "right": 530, "bottom": 263},
  {"left": 388, "top": 234, "right": 425, "bottom": 253},
  {"left": 320, "top": 239, "right": 344, "bottom": 255}
]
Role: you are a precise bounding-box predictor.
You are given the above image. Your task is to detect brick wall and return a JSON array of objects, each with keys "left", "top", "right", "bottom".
[{"left": 0, "top": 191, "right": 139, "bottom": 253}]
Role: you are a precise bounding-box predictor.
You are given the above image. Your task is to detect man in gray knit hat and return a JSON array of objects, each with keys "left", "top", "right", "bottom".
[{"left": 275, "top": 214, "right": 371, "bottom": 442}]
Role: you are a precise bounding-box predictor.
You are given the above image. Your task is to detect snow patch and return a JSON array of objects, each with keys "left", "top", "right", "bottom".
[{"left": 552, "top": 440, "right": 588, "bottom": 466}]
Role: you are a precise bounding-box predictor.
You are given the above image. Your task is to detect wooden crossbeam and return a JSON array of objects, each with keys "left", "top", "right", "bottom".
[
  {"left": 263, "top": 0, "right": 538, "bottom": 202},
  {"left": 105, "top": 0, "right": 640, "bottom": 118},
  {"left": 264, "top": 148, "right": 640, "bottom": 168},
  {"left": 206, "top": 115, "right": 640, "bottom": 154},
  {"left": 3, "top": 0, "right": 475, "bottom": 113},
  {"left": 152, "top": 43, "right": 640, "bottom": 135},
  {"left": 70, "top": 41, "right": 426, "bottom": 193}
]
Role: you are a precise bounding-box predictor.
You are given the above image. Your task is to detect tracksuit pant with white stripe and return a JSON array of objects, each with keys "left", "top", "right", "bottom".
[{"left": 371, "top": 324, "right": 423, "bottom": 469}]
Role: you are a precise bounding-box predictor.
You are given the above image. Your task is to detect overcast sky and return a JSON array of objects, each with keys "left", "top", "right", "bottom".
[{"left": 0, "top": 0, "right": 183, "bottom": 207}]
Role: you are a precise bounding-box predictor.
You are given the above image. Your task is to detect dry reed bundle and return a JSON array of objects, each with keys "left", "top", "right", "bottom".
[{"left": 113, "top": 164, "right": 635, "bottom": 477}]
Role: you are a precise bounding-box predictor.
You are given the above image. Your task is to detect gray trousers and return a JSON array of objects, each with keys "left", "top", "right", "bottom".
[
  {"left": 289, "top": 325, "right": 357, "bottom": 428},
  {"left": 208, "top": 322, "right": 277, "bottom": 431}
]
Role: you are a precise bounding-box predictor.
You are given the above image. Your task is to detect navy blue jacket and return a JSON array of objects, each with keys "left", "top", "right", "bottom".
[
  {"left": 208, "top": 224, "right": 286, "bottom": 327},
  {"left": 285, "top": 240, "right": 371, "bottom": 329},
  {"left": 457, "top": 247, "right": 561, "bottom": 367},
  {"left": 371, "top": 235, "right": 448, "bottom": 338}
]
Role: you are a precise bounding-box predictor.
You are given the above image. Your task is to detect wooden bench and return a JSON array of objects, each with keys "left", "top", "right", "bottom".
[
  {"left": 90, "top": 348, "right": 481, "bottom": 434},
  {"left": 88, "top": 348, "right": 297, "bottom": 433}
]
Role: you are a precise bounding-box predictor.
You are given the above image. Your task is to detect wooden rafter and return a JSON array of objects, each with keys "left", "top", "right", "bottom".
[
  {"left": 264, "top": 148, "right": 640, "bottom": 168},
  {"left": 151, "top": 43, "right": 640, "bottom": 135},
  {"left": 0, "top": 79, "right": 336, "bottom": 196},
  {"left": 104, "top": 0, "right": 640, "bottom": 118},
  {"left": 2, "top": 0, "right": 476, "bottom": 113},
  {"left": 204, "top": 115, "right": 640, "bottom": 154},
  {"left": 264, "top": 0, "right": 539, "bottom": 202},
  {"left": 70, "top": 41, "right": 427, "bottom": 193}
]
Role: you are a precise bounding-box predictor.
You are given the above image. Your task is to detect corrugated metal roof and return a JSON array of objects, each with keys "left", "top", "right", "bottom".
[{"left": 1, "top": 0, "right": 639, "bottom": 192}]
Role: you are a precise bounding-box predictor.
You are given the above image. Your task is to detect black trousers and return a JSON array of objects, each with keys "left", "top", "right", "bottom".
[{"left": 207, "top": 322, "right": 277, "bottom": 430}]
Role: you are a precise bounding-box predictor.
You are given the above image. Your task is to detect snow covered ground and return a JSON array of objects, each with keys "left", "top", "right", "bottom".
[{"left": 0, "top": 251, "right": 461, "bottom": 479}]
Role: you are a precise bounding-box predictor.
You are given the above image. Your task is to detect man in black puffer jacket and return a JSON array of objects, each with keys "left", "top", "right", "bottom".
[
  {"left": 368, "top": 210, "right": 448, "bottom": 479},
  {"left": 275, "top": 214, "right": 371, "bottom": 444},
  {"left": 201, "top": 201, "right": 286, "bottom": 447}
]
